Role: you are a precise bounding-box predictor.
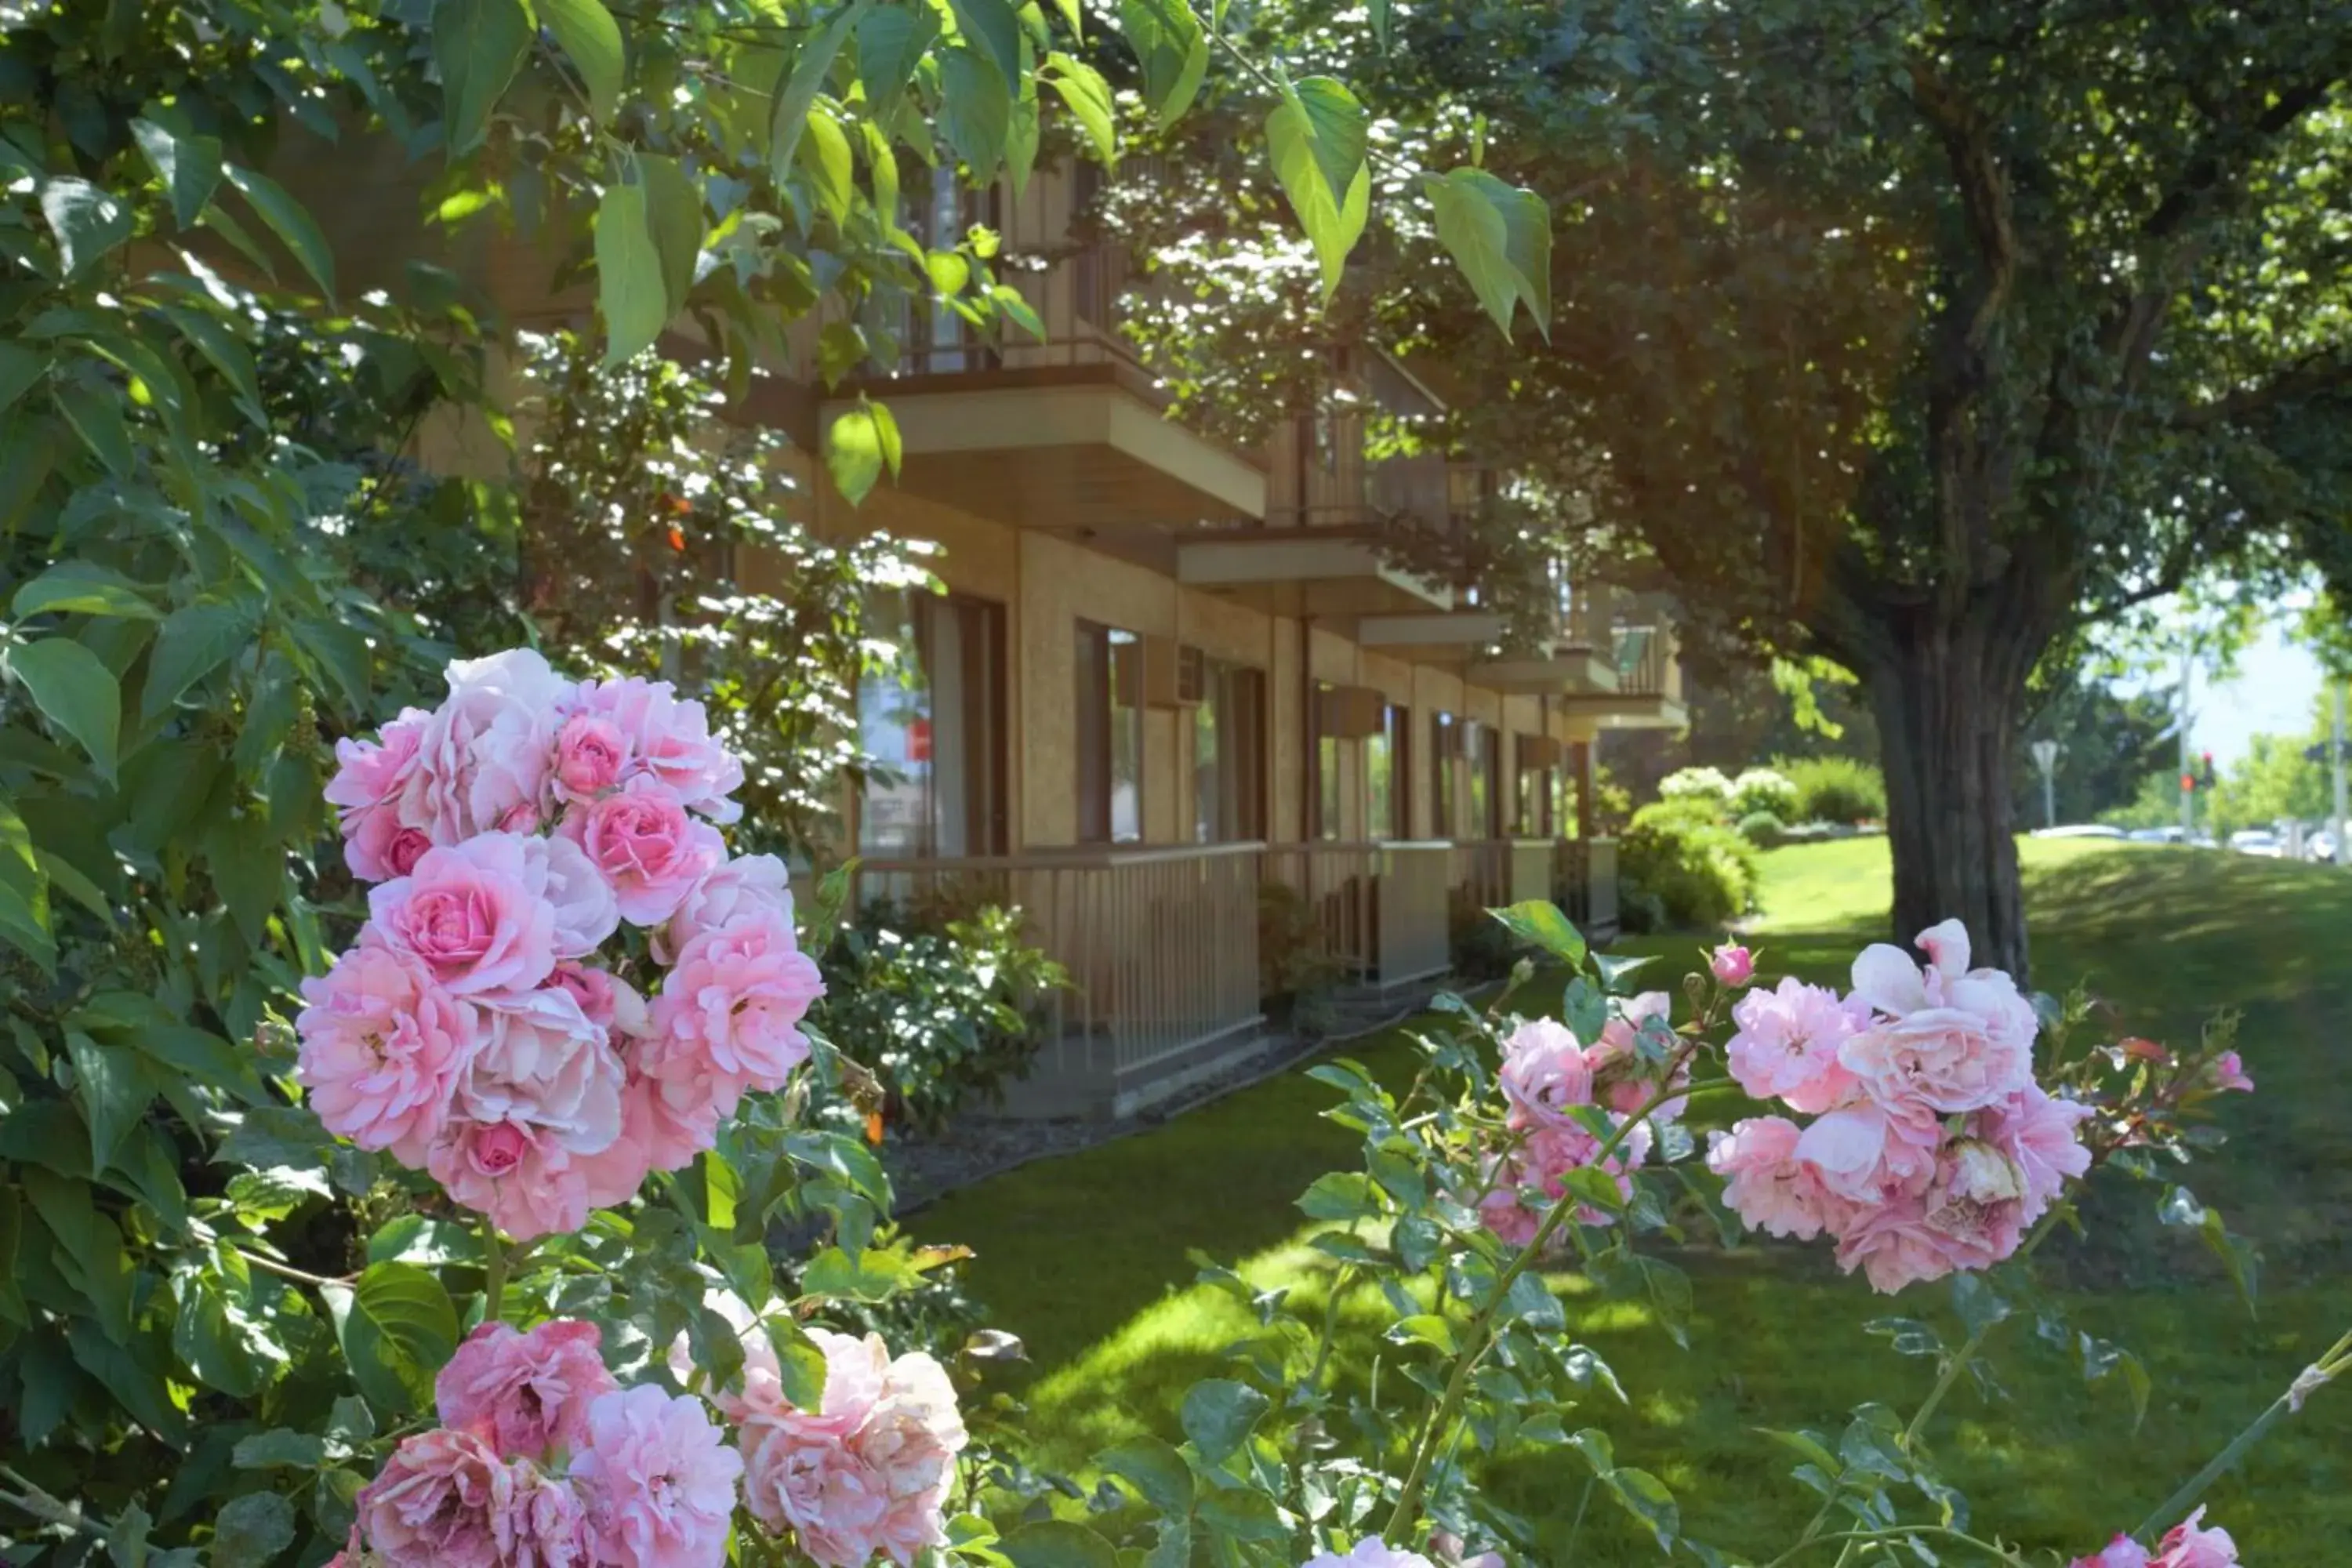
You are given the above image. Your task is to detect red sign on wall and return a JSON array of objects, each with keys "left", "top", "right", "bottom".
[{"left": 908, "top": 717, "right": 932, "bottom": 763}]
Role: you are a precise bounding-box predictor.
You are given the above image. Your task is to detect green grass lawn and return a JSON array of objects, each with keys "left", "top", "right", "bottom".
[{"left": 913, "top": 840, "right": 2352, "bottom": 1563}]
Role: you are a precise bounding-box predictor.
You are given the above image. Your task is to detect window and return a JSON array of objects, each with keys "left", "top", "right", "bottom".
[
  {"left": 1077, "top": 621, "right": 1143, "bottom": 843},
  {"left": 1516, "top": 744, "right": 1553, "bottom": 837},
  {"left": 1433, "top": 712, "right": 1459, "bottom": 839},
  {"left": 1313, "top": 681, "right": 1341, "bottom": 840},
  {"left": 858, "top": 593, "right": 1007, "bottom": 856},
  {"left": 1467, "top": 720, "right": 1500, "bottom": 839},
  {"left": 1367, "top": 702, "right": 1409, "bottom": 840},
  {"left": 1194, "top": 660, "right": 1266, "bottom": 843}
]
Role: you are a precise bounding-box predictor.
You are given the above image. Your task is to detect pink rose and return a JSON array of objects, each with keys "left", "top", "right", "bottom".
[
  {"left": 437, "top": 1319, "right": 620, "bottom": 1462},
  {"left": 548, "top": 961, "right": 645, "bottom": 1033},
  {"left": 1917, "top": 1138, "right": 2027, "bottom": 1268},
  {"left": 1706, "top": 1116, "right": 1853, "bottom": 1241},
  {"left": 2208, "top": 1050, "right": 2254, "bottom": 1094},
  {"left": 1840, "top": 1008, "right": 2033, "bottom": 1118},
  {"left": 526, "top": 835, "right": 621, "bottom": 958},
  {"left": 368, "top": 834, "right": 561, "bottom": 996},
  {"left": 295, "top": 944, "right": 477, "bottom": 1163},
  {"left": 554, "top": 714, "right": 630, "bottom": 803},
  {"left": 646, "top": 912, "right": 823, "bottom": 1105},
  {"left": 1497, "top": 1018, "right": 1593, "bottom": 1129},
  {"left": 2071, "top": 1536, "right": 2152, "bottom": 1568},
  {"left": 1726, "top": 978, "right": 1868, "bottom": 1114},
  {"left": 1795, "top": 1099, "right": 1940, "bottom": 1203},
  {"left": 1850, "top": 920, "right": 2039, "bottom": 1065},
  {"left": 2154, "top": 1509, "right": 2238, "bottom": 1568},
  {"left": 327, "top": 711, "right": 428, "bottom": 882},
  {"left": 1588, "top": 992, "right": 1689, "bottom": 1123},
  {"left": 571, "top": 677, "right": 744, "bottom": 824},
  {"left": 1980, "top": 1084, "right": 2092, "bottom": 1222},
  {"left": 1832, "top": 1196, "right": 1983, "bottom": 1294},
  {"left": 429, "top": 1118, "right": 595, "bottom": 1243},
  {"left": 457, "top": 986, "right": 626, "bottom": 1160},
  {"left": 664, "top": 853, "right": 794, "bottom": 959},
  {"left": 1709, "top": 943, "right": 1754, "bottom": 986},
  {"left": 1306, "top": 1541, "right": 1438, "bottom": 1568},
  {"left": 385, "top": 827, "right": 434, "bottom": 878},
  {"left": 571, "top": 1385, "right": 743, "bottom": 1568},
  {"left": 1477, "top": 1118, "right": 1649, "bottom": 1244},
  {"left": 667, "top": 1290, "right": 794, "bottom": 1423},
  {"left": 357, "top": 1430, "right": 586, "bottom": 1568},
  {"left": 559, "top": 779, "right": 726, "bottom": 927},
  {"left": 737, "top": 1330, "right": 964, "bottom": 1568},
  {"left": 398, "top": 649, "right": 568, "bottom": 844},
  {"left": 1428, "top": 1532, "right": 1507, "bottom": 1568}
]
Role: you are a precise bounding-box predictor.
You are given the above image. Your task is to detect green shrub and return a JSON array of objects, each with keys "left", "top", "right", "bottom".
[
  {"left": 1448, "top": 887, "right": 1522, "bottom": 981},
  {"left": 1620, "top": 800, "right": 1761, "bottom": 931},
  {"left": 1730, "top": 767, "right": 1801, "bottom": 821},
  {"left": 1259, "top": 880, "right": 1348, "bottom": 1034},
  {"left": 1737, "top": 809, "right": 1789, "bottom": 848},
  {"left": 1657, "top": 765, "right": 1736, "bottom": 817},
  {"left": 1776, "top": 754, "right": 1889, "bottom": 825},
  {"left": 814, "top": 906, "right": 1070, "bottom": 1134}
]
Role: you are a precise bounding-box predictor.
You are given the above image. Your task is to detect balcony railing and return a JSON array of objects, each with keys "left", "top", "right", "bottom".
[
  {"left": 1450, "top": 838, "right": 1557, "bottom": 911},
  {"left": 851, "top": 843, "right": 1264, "bottom": 1102},
  {"left": 1611, "top": 624, "right": 1679, "bottom": 699},
  {"left": 1261, "top": 840, "right": 1450, "bottom": 987}
]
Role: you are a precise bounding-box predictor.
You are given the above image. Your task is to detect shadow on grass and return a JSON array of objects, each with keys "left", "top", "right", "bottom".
[{"left": 913, "top": 842, "right": 2352, "bottom": 1563}]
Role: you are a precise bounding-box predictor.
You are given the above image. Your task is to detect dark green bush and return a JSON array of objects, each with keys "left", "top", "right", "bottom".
[
  {"left": 1737, "top": 809, "right": 1789, "bottom": 848},
  {"left": 1259, "top": 880, "right": 1348, "bottom": 1033},
  {"left": 814, "top": 906, "right": 1070, "bottom": 1134},
  {"left": 1619, "top": 801, "right": 1761, "bottom": 931},
  {"left": 1776, "top": 755, "right": 1889, "bottom": 825}
]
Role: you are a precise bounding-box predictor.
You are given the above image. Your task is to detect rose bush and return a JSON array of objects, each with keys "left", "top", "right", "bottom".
[{"left": 11, "top": 652, "right": 2347, "bottom": 1566}]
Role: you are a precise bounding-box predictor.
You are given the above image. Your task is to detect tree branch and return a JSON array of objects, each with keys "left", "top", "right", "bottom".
[
  {"left": 2172, "top": 345, "right": 2352, "bottom": 430},
  {"left": 1906, "top": 55, "right": 2018, "bottom": 352}
]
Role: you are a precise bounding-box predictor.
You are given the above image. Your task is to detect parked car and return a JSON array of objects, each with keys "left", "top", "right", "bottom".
[
  {"left": 2228, "top": 829, "right": 2284, "bottom": 858},
  {"left": 2307, "top": 828, "right": 2339, "bottom": 863},
  {"left": 2031, "top": 824, "right": 2126, "bottom": 840},
  {"left": 2126, "top": 826, "right": 2185, "bottom": 844}
]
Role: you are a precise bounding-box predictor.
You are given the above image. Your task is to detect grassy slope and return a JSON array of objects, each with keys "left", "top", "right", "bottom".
[{"left": 912, "top": 840, "right": 2352, "bottom": 1562}]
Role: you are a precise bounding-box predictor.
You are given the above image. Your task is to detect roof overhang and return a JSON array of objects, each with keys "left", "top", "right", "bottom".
[{"left": 1175, "top": 532, "right": 1454, "bottom": 615}]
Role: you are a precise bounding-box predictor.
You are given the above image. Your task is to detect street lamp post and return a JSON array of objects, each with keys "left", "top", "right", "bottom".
[{"left": 2030, "top": 739, "right": 2060, "bottom": 829}]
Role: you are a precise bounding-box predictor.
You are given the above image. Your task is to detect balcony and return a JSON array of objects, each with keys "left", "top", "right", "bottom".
[
  {"left": 851, "top": 843, "right": 1266, "bottom": 1119},
  {"left": 822, "top": 328, "right": 1265, "bottom": 535},
  {"left": 1261, "top": 841, "right": 1452, "bottom": 991},
  {"left": 1554, "top": 622, "right": 1689, "bottom": 730}
]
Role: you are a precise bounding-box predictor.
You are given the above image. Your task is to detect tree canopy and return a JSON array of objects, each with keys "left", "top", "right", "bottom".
[{"left": 1121, "top": 0, "right": 2352, "bottom": 972}]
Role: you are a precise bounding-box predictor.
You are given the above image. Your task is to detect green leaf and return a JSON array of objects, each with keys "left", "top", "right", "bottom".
[
  {"left": 769, "top": 0, "right": 872, "bottom": 180},
  {"left": 801, "top": 1243, "right": 924, "bottom": 1301},
  {"left": 1119, "top": 0, "right": 1208, "bottom": 127},
  {"left": 13, "top": 560, "right": 161, "bottom": 621},
  {"left": 55, "top": 379, "right": 134, "bottom": 477},
  {"left": 1046, "top": 53, "right": 1116, "bottom": 164},
  {"left": 0, "top": 342, "right": 47, "bottom": 417},
  {"left": 800, "top": 106, "right": 856, "bottom": 227},
  {"left": 10, "top": 637, "right": 121, "bottom": 778},
  {"left": 105, "top": 1497, "right": 152, "bottom": 1568},
  {"left": 201, "top": 811, "right": 286, "bottom": 948},
  {"left": 1006, "top": 63, "right": 1040, "bottom": 198},
  {"left": 65, "top": 1031, "right": 154, "bottom": 1173},
  {"left": 1096, "top": 1435, "right": 1194, "bottom": 1515},
  {"left": 141, "top": 593, "right": 262, "bottom": 720},
  {"left": 1425, "top": 166, "right": 1550, "bottom": 339},
  {"left": 324, "top": 1261, "right": 460, "bottom": 1416},
  {"left": 949, "top": 0, "right": 1023, "bottom": 86},
  {"left": 596, "top": 180, "right": 670, "bottom": 364},
  {"left": 826, "top": 399, "right": 902, "bottom": 505},
  {"left": 211, "top": 1490, "right": 296, "bottom": 1568},
  {"left": 638, "top": 154, "right": 705, "bottom": 316},
  {"left": 432, "top": 0, "right": 534, "bottom": 156},
  {"left": 857, "top": 2, "right": 942, "bottom": 115},
  {"left": 1296, "top": 1170, "right": 1383, "bottom": 1221},
  {"left": 1001, "top": 1520, "right": 1122, "bottom": 1568},
  {"left": 939, "top": 46, "right": 1012, "bottom": 180},
  {"left": 1178, "top": 1377, "right": 1269, "bottom": 1464},
  {"left": 160, "top": 303, "right": 268, "bottom": 426},
  {"left": 540, "top": 0, "right": 626, "bottom": 118},
  {"left": 223, "top": 165, "right": 336, "bottom": 297},
  {"left": 1266, "top": 77, "right": 1369, "bottom": 299},
  {"left": 1388, "top": 1312, "right": 1457, "bottom": 1354},
  {"left": 767, "top": 1315, "right": 831, "bottom": 1409},
  {"left": 41, "top": 177, "right": 132, "bottom": 278},
  {"left": 129, "top": 118, "right": 223, "bottom": 230},
  {"left": 0, "top": 797, "right": 53, "bottom": 974},
  {"left": 1194, "top": 1486, "right": 1287, "bottom": 1541},
  {"left": 1489, "top": 898, "right": 1587, "bottom": 964},
  {"left": 233, "top": 1429, "right": 330, "bottom": 1470}
]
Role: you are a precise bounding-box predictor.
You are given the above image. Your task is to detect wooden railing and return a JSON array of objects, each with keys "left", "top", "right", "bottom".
[
  {"left": 1261, "top": 841, "right": 1451, "bottom": 987},
  {"left": 1450, "top": 839, "right": 1556, "bottom": 910},
  {"left": 1612, "top": 624, "right": 1679, "bottom": 699},
  {"left": 852, "top": 843, "right": 1264, "bottom": 1089}
]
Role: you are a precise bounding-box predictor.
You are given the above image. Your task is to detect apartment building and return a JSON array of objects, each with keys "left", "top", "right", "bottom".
[
  {"left": 754, "top": 162, "right": 1689, "bottom": 1116},
  {"left": 295, "top": 145, "right": 1686, "bottom": 1118}
]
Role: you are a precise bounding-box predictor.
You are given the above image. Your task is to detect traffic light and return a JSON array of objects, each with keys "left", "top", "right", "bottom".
[
  {"left": 2201, "top": 751, "right": 2217, "bottom": 789},
  {"left": 2181, "top": 771, "right": 2197, "bottom": 793}
]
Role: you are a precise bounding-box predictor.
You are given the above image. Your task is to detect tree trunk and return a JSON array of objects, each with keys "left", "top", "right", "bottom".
[{"left": 1867, "top": 618, "right": 2031, "bottom": 981}]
